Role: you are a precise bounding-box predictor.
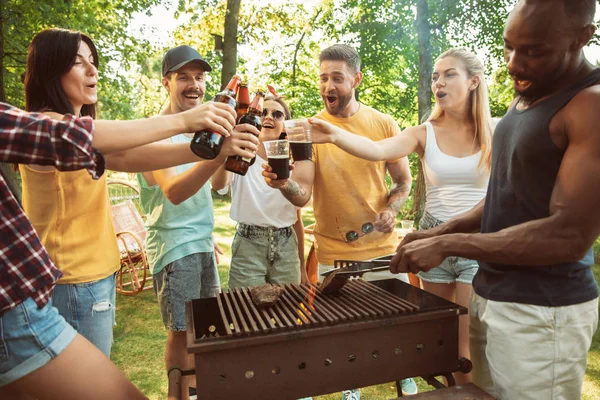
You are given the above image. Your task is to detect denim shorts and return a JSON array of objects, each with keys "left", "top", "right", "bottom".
[
  {"left": 228, "top": 223, "right": 301, "bottom": 289},
  {"left": 0, "top": 297, "right": 77, "bottom": 386},
  {"left": 417, "top": 211, "right": 478, "bottom": 284},
  {"left": 52, "top": 272, "right": 116, "bottom": 357},
  {"left": 153, "top": 252, "right": 220, "bottom": 331}
]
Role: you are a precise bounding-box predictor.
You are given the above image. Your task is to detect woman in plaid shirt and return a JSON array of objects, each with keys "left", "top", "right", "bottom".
[
  {"left": 0, "top": 102, "right": 240, "bottom": 398},
  {"left": 18, "top": 28, "right": 258, "bottom": 362}
]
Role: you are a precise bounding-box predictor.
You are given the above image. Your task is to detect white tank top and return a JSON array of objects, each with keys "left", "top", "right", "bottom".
[
  {"left": 422, "top": 121, "right": 489, "bottom": 221},
  {"left": 229, "top": 154, "right": 298, "bottom": 228}
]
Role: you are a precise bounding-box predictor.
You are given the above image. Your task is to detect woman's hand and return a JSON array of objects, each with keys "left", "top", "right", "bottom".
[
  {"left": 218, "top": 124, "right": 260, "bottom": 160},
  {"left": 262, "top": 163, "right": 296, "bottom": 189},
  {"left": 307, "top": 118, "right": 342, "bottom": 144}
]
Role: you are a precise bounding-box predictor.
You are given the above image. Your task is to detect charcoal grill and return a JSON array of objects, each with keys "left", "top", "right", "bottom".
[{"left": 183, "top": 278, "right": 470, "bottom": 399}]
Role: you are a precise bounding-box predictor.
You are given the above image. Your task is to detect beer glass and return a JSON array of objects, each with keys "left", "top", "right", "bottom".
[
  {"left": 263, "top": 140, "right": 290, "bottom": 180},
  {"left": 284, "top": 119, "right": 312, "bottom": 162}
]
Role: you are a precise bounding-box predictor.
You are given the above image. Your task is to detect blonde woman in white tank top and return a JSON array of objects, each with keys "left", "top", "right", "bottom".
[{"left": 308, "top": 48, "right": 494, "bottom": 385}]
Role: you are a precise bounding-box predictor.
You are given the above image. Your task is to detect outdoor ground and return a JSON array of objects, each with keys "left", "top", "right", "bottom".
[{"left": 111, "top": 195, "right": 600, "bottom": 400}]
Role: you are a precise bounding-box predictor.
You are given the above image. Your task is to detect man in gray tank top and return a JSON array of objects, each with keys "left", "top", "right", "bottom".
[{"left": 390, "top": 0, "right": 600, "bottom": 398}]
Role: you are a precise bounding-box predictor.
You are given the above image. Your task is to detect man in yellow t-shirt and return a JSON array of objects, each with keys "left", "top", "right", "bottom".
[{"left": 263, "top": 43, "right": 416, "bottom": 398}]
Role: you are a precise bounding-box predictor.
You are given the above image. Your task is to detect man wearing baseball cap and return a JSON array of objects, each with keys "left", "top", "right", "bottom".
[
  {"left": 162, "top": 44, "right": 212, "bottom": 76},
  {"left": 138, "top": 45, "right": 259, "bottom": 400}
]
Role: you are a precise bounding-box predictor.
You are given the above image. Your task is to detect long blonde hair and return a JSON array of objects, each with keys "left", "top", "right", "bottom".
[{"left": 427, "top": 48, "right": 493, "bottom": 170}]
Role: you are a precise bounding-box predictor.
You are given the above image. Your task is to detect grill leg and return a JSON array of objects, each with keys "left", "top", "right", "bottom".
[
  {"left": 395, "top": 380, "right": 403, "bottom": 397},
  {"left": 168, "top": 367, "right": 196, "bottom": 400},
  {"left": 422, "top": 373, "right": 457, "bottom": 389},
  {"left": 168, "top": 367, "right": 182, "bottom": 400},
  {"left": 444, "top": 373, "right": 456, "bottom": 387}
]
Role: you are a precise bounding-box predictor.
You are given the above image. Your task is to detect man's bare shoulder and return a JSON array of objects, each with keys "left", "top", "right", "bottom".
[
  {"left": 562, "top": 82, "right": 600, "bottom": 143},
  {"left": 564, "top": 82, "right": 600, "bottom": 121}
]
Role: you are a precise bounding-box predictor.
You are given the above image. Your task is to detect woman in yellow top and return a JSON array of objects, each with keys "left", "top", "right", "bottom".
[{"left": 20, "top": 28, "right": 257, "bottom": 357}]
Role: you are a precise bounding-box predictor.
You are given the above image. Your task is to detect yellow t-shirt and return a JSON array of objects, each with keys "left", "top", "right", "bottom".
[
  {"left": 312, "top": 104, "right": 400, "bottom": 265},
  {"left": 19, "top": 166, "right": 119, "bottom": 283}
]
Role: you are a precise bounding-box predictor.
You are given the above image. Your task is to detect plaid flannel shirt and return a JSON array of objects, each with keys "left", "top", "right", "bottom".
[{"left": 0, "top": 102, "right": 104, "bottom": 314}]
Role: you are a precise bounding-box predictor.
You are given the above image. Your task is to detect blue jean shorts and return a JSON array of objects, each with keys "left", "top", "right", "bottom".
[
  {"left": 0, "top": 297, "right": 77, "bottom": 387},
  {"left": 52, "top": 272, "right": 116, "bottom": 357},
  {"left": 153, "top": 252, "right": 220, "bottom": 331},
  {"left": 417, "top": 211, "right": 479, "bottom": 285},
  {"left": 228, "top": 223, "right": 301, "bottom": 289}
]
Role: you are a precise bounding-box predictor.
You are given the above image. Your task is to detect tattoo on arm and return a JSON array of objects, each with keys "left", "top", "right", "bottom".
[
  {"left": 387, "top": 182, "right": 411, "bottom": 215},
  {"left": 281, "top": 180, "right": 307, "bottom": 198}
]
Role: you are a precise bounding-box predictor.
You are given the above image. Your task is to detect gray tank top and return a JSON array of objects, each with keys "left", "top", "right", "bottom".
[{"left": 474, "top": 69, "right": 600, "bottom": 306}]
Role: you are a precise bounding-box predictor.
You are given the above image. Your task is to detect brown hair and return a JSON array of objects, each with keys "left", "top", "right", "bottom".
[
  {"left": 319, "top": 44, "right": 361, "bottom": 74},
  {"left": 25, "top": 28, "right": 99, "bottom": 118}
]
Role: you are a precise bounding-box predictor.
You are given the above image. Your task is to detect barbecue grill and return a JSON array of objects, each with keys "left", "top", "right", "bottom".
[{"left": 183, "top": 278, "right": 470, "bottom": 400}]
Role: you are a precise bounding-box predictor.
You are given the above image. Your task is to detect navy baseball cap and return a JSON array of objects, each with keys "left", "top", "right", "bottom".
[{"left": 161, "top": 45, "right": 212, "bottom": 77}]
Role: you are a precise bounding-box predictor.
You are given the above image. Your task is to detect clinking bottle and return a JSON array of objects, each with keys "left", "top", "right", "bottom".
[
  {"left": 190, "top": 75, "right": 241, "bottom": 160},
  {"left": 224, "top": 89, "right": 265, "bottom": 176},
  {"left": 236, "top": 78, "right": 250, "bottom": 122}
]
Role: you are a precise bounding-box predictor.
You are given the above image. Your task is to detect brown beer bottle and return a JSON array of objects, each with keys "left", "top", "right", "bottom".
[
  {"left": 190, "top": 75, "right": 241, "bottom": 160},
  {"left": 224, "top": 89, "right": 265, "bottom": 176},
  {"left": 236, "top": 77, "right": 250, "bottom": 122}
]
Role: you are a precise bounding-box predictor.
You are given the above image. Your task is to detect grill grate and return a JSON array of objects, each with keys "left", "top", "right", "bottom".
[{"left": 210, "top": 279, "right": 420, "bottom": 339}]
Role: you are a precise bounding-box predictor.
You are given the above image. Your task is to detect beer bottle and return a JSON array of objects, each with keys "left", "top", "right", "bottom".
[
  {"left": 236, "top": 77, "right": 250, "bottom": 122},
  {"left": 190, "top": 75, "right": 241, "bottom": 160},
  {"left": 224, "top": 89, "right": 265, "bottom": 176}
]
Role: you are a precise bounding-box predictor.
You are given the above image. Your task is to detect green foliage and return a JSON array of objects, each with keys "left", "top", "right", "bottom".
[
  {"left": 2, "top": 0, "right": 519, "bottom": 122},
  {"left": 488, "top": 66, "right": 513, "bottom": 117},
  {"left": 1, "top": 0, "right": 161, "bottom": 118}
]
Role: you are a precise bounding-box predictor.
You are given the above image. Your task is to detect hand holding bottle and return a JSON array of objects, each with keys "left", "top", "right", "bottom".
[
  {"left": 180, "top": 102, "right": 236, "bottom": 138},
  {"left": 219, "top": 124, "right": 261, "bottom": 160}
]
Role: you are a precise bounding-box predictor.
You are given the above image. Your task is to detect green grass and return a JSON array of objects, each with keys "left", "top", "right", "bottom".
[{"left": 112, "top": 193, "right": 600, "bottom": 399}]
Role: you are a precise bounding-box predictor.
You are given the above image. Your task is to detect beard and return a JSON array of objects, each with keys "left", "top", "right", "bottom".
[
  {"left": 323, "top": 92, "right": 354, "bottom": 116},
  {"left": 514, "top": 79, "right": 550, "bottom": 104},
  {"left": 513, "top": 63, "right": 569, "bottom": 105}
]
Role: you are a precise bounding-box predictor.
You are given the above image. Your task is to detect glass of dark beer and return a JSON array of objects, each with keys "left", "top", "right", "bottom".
[
  {"left": 284, "top": 119, "right": 312, "bottom": 162},
  {"left": 263, "top": 140, "right": 290, "bottom": 180}
]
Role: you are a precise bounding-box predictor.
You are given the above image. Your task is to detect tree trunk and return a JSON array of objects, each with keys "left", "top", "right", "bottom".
[
  {"left": 221, "top": 0, "right": 241, "bottom": 90},
  {"left": 356, "top": 11, "right": 368, "bottom": 103},
  {"left": 412, "top": 0, "right": 433, "bottom": 218},
  {"left": 416, "top": 0, "right": 432, "bottom": 122},
  {"left": 291, "top": 8, "right": 322, "bottom": 99}
]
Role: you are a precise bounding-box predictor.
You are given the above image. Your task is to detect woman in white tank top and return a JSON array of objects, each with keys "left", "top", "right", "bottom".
[{"left": 309, "top": 48, "right": 494, "bottom": 385}]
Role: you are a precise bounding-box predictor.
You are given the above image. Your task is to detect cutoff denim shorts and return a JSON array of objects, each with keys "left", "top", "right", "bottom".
[
  {"left": 153, "top": 252, "right": 220, "bottom": 331},
  {"left": 228, "top": 223, "right": 301, "bottom": 289},
  {"left": 417, "top": 211, "right": 478, "bottom": 284},
  {"left": 52, "top": 272, "right": 116, "bottom": 357},
  {"left": 0, "top": 297, "right": 77, "bottom": 386}
]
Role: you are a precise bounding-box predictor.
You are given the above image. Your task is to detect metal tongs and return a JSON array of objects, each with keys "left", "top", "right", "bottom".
[
  {"left": 320, "top": 259, "right": 391, "bottom": 294},
  {"left": 321, "top": 259, "right": 391, "bottom": 278}
]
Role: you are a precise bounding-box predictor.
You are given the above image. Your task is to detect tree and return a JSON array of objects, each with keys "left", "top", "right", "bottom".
[
  {"left": 0, "top": 0, "right": 164, "bottom": 194},
  {"left": 222, "top": 0, "right": 241, "bottom": 89},
  {"left": 0, "top": 0, "right": 162, "bottom": 118},
  {"left": 416, "top": 0, "right": 433, "bottom": 122}
]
